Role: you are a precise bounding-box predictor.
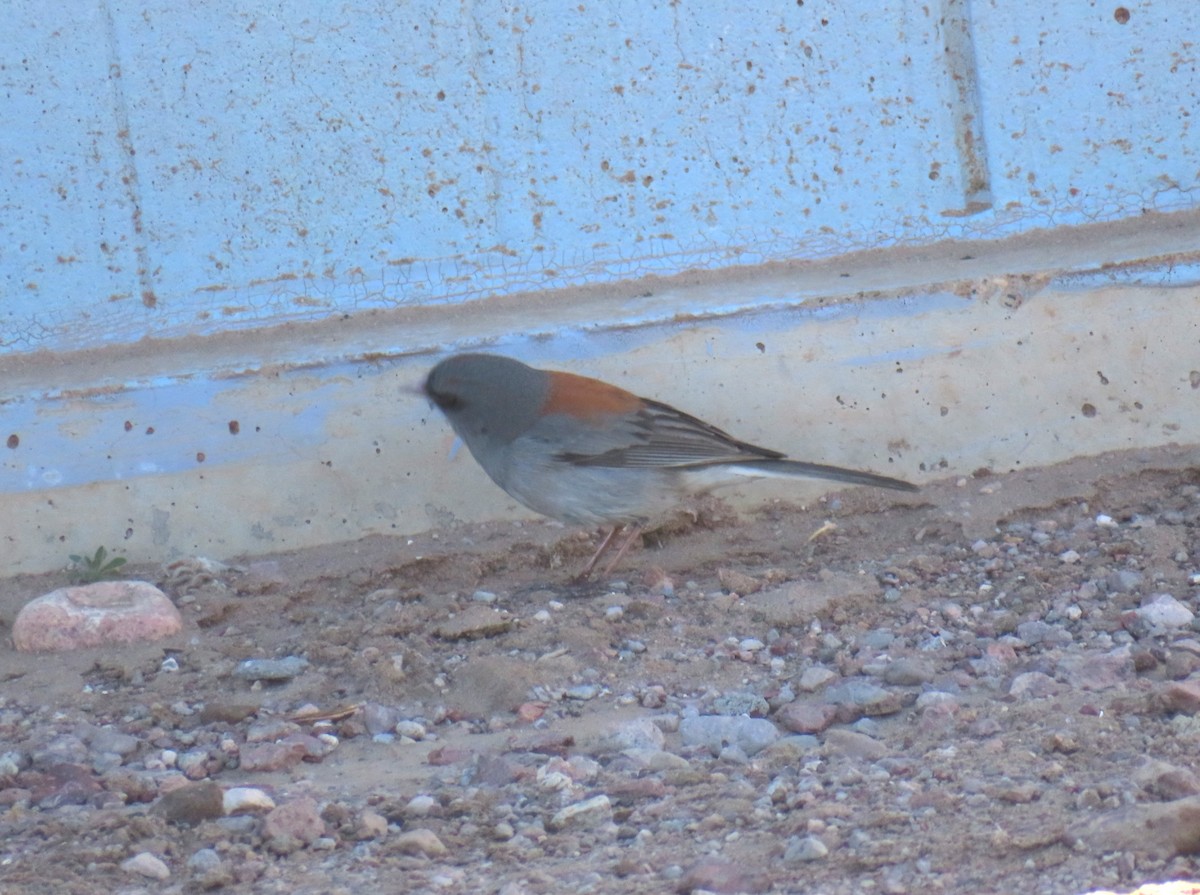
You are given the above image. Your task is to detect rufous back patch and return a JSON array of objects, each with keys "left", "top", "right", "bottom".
[{"left": 541, "top": 371, "right": 642, "bottom": 418}]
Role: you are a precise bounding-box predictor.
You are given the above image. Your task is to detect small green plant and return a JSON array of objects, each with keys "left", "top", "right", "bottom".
[{"left": 68, "top": 546, "right": 128, "bottom": 584}]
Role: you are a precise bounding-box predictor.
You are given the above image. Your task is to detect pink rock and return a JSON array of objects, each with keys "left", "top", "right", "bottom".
[
  {"left": 1057, "top": 647, "right": 1136, "bottom": 691},
  {"left": 239, "top": 741, "right": 307, "bottom": 773},
  {"left": 776, "top": 701, "right": 838, "bottom": 734},
  {"left": 985, "top": 642, "right": 1019, "bottom": 665},
  {"left": 19, "top": 763, "right": 102, "bottom": 808},
  {"left": 678, "top": 858, "right": 769, "bottom": 894},
  {"left": 1008, "top": 671, "right": 1059, "bottom": 699},
  {"left": 263, "top": 796, "right": 326, "bottom": 844},
  {"left": 1161, "top": 678, "right": 1200, "bottom": 714},
  {"left": 12, "top": 581, "right": 182, "bottom": 652},
  {"left": 278, "top": 733, "right": 337, "bottom": 762},
  {"left": 1065, "top": 794, "right": 1200, "bottom": 858}
]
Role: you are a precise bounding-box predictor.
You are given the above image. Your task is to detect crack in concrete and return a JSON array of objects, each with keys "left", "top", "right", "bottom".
[{"left": 102, "top": 0, "right": 158, "bottom": 309}]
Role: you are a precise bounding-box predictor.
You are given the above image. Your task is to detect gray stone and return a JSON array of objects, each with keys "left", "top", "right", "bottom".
[
  {"left": 88, "top": 728, "right": 140, "bottom": 757},
  {"left": 186, "top": 847, "right": 223, "bottom": 873},
  {"left": 362, "top": 703, "right": 400, "bottom": 735},
  {"left": 1016, "top": 620, "right": 1072, "bottom": 646},
  {"left": 597, "top": 717, "right": 666, "bottom": 752},
  {"left": 711, "top": 691, "right": 770, "bottom": 717},
  {"left": 679, "top": 714, "right": 780, "bottom": 757},
  {"left": 823, "top": 679, "right": 906, "bottom": 715},
  {"left": 880, "top": 657, "right": 937, "bottom": 686},
  {"left": 796, "top": 665, "right": 838, "bottom": 692},
  {"left": 1106, "top": 569, "right": 1145, "bottom": 594},
  {"left": 824, "top": 728, "right": 888, "bottom": 761},
  {"left": 859, "top": 629, "right": 896, "bottom": 649},
  {"left": 785, "top": 835, "right": 830, "bottom": 862},
  {"left": 233, "top": 656, "right": 309, "bottom": 682}
]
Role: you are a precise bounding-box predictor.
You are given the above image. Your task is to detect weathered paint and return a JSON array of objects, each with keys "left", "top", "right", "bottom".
[
  {"left": 2, "top": 2, "right": 1196, "bottom": 352},
  {"left": 2, "top": 217, "right": 1198, "bottom": 573}
]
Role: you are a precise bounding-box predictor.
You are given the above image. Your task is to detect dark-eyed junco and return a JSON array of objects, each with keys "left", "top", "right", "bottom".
[{"left": 424, "top": 353, "right": 917, "bottom": 578}]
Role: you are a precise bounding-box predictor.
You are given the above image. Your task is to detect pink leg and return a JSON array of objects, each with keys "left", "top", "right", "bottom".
[
  {"left": 575, "top": 526, "right": 623, "bottom": 581},
  {"left": 598, "top": 525, "right": 643, "bottom": 578}
]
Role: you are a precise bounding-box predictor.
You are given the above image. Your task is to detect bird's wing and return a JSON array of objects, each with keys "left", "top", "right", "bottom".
[{"left": 558, "top": 399, "right": 783, "bottom": 468}]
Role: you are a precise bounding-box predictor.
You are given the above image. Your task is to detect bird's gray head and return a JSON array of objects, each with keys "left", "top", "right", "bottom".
[{"left": 423, "top": 353, "right": 549, "bottom": 445}]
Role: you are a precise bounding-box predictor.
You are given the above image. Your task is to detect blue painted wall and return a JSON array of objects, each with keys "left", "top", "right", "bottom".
[
  {"left": 3, "top": 1, "right": 1195, "bottom": 354},
  {"left": 3, "top": 1, "right": 1198, "bottom": 574}
]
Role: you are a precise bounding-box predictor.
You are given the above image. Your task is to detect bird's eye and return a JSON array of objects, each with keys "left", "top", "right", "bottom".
[{"left": 429, "top": 389, "right": 462, "bottom": 411}]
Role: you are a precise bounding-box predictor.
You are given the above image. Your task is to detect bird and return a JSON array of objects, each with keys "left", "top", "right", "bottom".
[{"left": 423, "top": 353, "right": 917, "bottom": 579}]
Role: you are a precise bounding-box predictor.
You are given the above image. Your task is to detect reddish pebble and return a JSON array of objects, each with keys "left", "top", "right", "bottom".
[
  {"left": 678, "top": 858, "right": 769, "bottom": 894},
  {"left": 516, "top": 701, "right": 548, "bottom": 723},
  {"left": 238, "top": 741, "right": 307, "bottom": 773},
  {"left": 426, "top": 745, "right": 474, "bottom": 766},
  {"left": 1161, "top": 679, "right": 1200, "bottom": 714},
  {"left": 776, "top": 701, "right": 838, "bottom": 734},
  {"left": 12, "top": 581, "right": 182, "bottom": 652},
  {"left": 263, "top": 796, "right": 326, "bottom": 844},
  {"left": 985, "top": 642, "right": 1019, "bottom": 664}
]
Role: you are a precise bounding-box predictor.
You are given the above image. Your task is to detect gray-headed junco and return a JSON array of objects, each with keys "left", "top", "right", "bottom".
[{"left": 424, "top": 353, "right": 917, "bottom": 578}]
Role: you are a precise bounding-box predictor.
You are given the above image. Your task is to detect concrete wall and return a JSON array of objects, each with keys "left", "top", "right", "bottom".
[{"left": 2, "top": 2, "right": 1198, "bottom": 573}]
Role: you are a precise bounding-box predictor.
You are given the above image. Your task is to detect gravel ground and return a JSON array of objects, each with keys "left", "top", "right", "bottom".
[{"left": 2, "top": 444, "right": 1200, "bottom": 895}]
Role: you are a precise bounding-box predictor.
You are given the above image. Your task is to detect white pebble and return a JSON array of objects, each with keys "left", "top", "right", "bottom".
[
  {"left": 395, "top": 721, "right": 426, "bottom": 740},
  {"left": 121, "top": 852, "right": 170, "bottom": 880},
  {"left": 533, "top": 610, "right": 552, "bottom": 623},
  {"left": 394, "top": 827, "right": 445, "bottom": 860},
  {"left": 1096, "top": 514, "right": 1117, "bottom": 527},
  {"left": 406, "top": 794, "right": 438, "bottom": 816},
  {"left": 1059, "top": 549, "right": 1081, "bottom": 564},
  {"left": 789, "top": 835, "right": 830, "bottom": 861},
  {"left": 1138, "top": 594, "right": 1195, "bottom": 629},
  {"left": 536, "top": 769, "right": 573, "bottom": 791},
  {"left": 548, "top": 794, "right": 613, "bottom": 830},
  {"left": 223, "top": 787, "right": 276, "bottom": 814},
  {"left": 605, "top": 606, "right": 624, "bottom": 621}
]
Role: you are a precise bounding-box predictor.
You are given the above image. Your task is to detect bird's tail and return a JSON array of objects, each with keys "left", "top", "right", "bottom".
[{"left": 730, "top": 459, "right": 918, "bottom": 492}]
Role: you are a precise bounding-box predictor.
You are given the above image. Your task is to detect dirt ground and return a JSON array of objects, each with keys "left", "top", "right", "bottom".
[{"left": 2, "top": 444, "right": 1200, "bottom": 894}]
